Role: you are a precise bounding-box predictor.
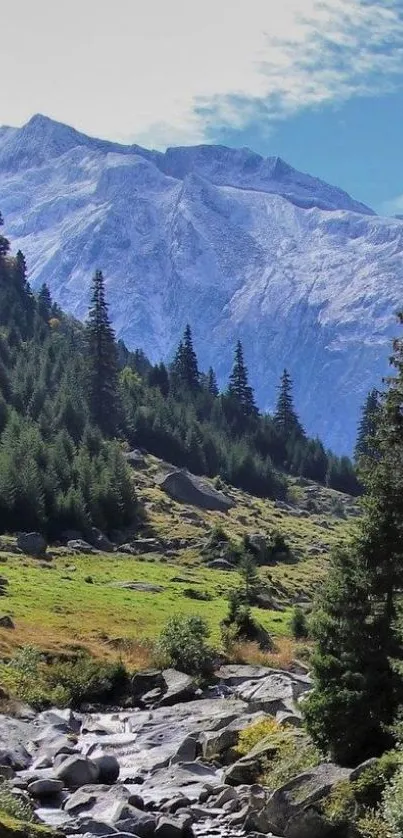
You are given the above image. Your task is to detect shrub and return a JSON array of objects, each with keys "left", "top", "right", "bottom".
[
  {"left": 237, "top": 718, "right": 321, "bottom": 789},
  {"left": 290, "top": 605, "right": 309, "bottom": 639},
  {"left": 383, "top": 760, "right": 403, "bottom": 837},
  {"left": 156, "top": 615, "right": 214, "bottom": 677},
  {"left": 1, "top": 647, "right": 128, "bottom": 709},
  {"left": 0, "top": 779, "right": 33, "bottom": 822}
]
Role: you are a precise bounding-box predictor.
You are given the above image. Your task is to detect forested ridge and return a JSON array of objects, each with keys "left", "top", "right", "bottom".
[{"left": 0, "top": 214, "right": 359, "bottom": 537}]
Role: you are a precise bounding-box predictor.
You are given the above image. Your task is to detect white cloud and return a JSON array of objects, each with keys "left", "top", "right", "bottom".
[{"left": 1, "top": 0, "right": 403, "bottom": 146}]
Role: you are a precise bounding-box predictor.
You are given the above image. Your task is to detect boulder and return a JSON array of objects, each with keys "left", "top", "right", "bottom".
[
  {"left": 206, "top": 559, "right": 235, "bottom": 571},
  {"left": 234, "top": 670, "right": 311, "bottom": 713},
  {"left": 157, "top": 469, "right": 234, "bottom": 512},
  {"left": 264, "top": 763, "right": 352, "bottom": 836},
  {"left": 124, "top": 449, "right": 147, "bottom": 469},
  {"left": 92, "top": 755, "right": 120, "bottom": 784},
  {"left": 131, "top": 670, "right": 166, "bottom": 704},
  {"left": 155, "top": 813, "right": 193, "bottom": 838},
  {"left": 89, "top": 528, "right": 115, "bottom": 553},
  {"left": 159, "top": 670, "right": 196, "bottom": 706},
  {"left": 28, "top": 778, "right": 63, "bottom": 798},
  {"left": 112, "top": 581, "right": 165, "bottom": 593},
  {"left": 67, "top": 539, "right": 96, "bottom": 555},
  {"left": 0, "top": 615, "right": 14, "bottom": 629},
  {"left": 17, "top": 532, "right": 47, "bottom": 558},
  {"left": 54, "top": 755, "right": 100, "bottom": 788}
]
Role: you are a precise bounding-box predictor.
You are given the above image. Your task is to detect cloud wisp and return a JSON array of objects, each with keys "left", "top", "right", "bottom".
[{"left": 2, "top": 0, "right": 403, "bottom": 147}]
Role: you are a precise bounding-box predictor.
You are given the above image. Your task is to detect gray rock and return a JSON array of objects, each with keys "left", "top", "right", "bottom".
[
  {"left": 159, "top": 670, "right": 196, "bottom": 706},
  {"left": 214, "top": 787, "right": 238, "bottom": 807},
  {"left": 124, "top": 450, "right": 147, "bottom": 469},
  {"left": 131, "top": 670, "right": 166, "bottom": 704},
  {"left": 28, "top": 778, "right": 63, "bottom": 798},
  {"left": 0, "top": 615, "right": 14, "bottom": 628},
  {"left": 92, "top": 755, "right": 120, "bottom": 784},
  {"left": 155, "top": 814, "right": 193, "bottom": 838},
  {"left": 89, "top": 528, "right": 115, "bottom": 553},
  {"left": 54, "top": 755, "right": 100, "bottom": 788},
  {"left": 157, "top": 470, "right": 234, "bottom": 512},
  {"left": 234, "top": 670, "right": 311, "bottom": 713},
  {"left": 170, "top": 736, "right": 198, "bottom": 764},
  {"left": 206, "top": 560, "right": 235, "bottom": 571},
  {"left": 224, "top": 758, "right": 261, "bottom": 786},
  {"left": 67, "top": 539, "right": 97, "bottom": 555},
  {"left": 17, "top": 531, "right": 47, "bottom": 557},
  {"left": 112, "top": 581, "right": 165, "bottom": 593},
  {"left": 161, "top": 796, "right": 192, "bottom": 814},
  {"left": 265, "top": 763, "right": 352, "bottom": 835}
]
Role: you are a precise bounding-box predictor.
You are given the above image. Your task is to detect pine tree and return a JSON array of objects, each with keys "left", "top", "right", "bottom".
[
  {"left": 37, "top": 283, "right": 53, "bottom": 322},
  {"left": 305, "top": 316, "right": 403, "bottom": 765},
  {"left": 274, "top": 369, "right": 305, "bottom": 439},
  {"left": 0, "top": 211, "right": 10, "bottom": 257},
  {"left": 354, "top": 388, "right": 379, "bottom": 463},
  {"left": 171, "top": 325, "right": 200, "bottom": 390},
  {"left": 207, "top": 367, "right": 219, "bottom": 397},
  {"left": 228, "top": 341, "right": 257, "bottom": 417},
  {"left": 86, "top": 270, "right": 119, "bottom": 437}
]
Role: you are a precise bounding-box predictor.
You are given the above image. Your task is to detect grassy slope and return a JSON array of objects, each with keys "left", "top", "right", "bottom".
[{"left": 0, "top": 455, "right": 358, "bottom": 663}]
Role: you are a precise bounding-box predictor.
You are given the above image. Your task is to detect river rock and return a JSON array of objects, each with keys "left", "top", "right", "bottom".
[
  {"left": 28, "top": 778, "right": 63, "bottom": 798},
  {"left": 54, "top": 755, "right": 100, "bottom": 788},
  {"left": 264, "top": 763, "right": 352, "bottom": 836},
  {"left": 159, "top": 670, "right": 196, "bottom": 706},
  {"left": 155, "top": 813, "right": 193, "bottom": 838},
  {"left": 92, "top": 755, "right": 120, "bottom": 784},
  {"left": 234, "top": 670, "right": 311, "bottom": 713}
]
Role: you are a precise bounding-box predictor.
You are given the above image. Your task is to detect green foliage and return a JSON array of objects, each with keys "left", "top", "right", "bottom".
[
  {"left": 156, "top": 615, "right": 214, "bottom": 676},
  {"left": 237, "top": 719, "right": 320, "bottom": 790},
  {"left": 290, "top": 605, "right": 309, "bottom": 639},
  {"left": 228, "top": 340, "right": 258, "bottom": 418},
  {"left": 86, "top": 269, "right": 119, "bottom": 436},
  {"left": 0, "top": 646, "right": 128, "bottom": 709},
  {"left": 306, "top": 317, "right": 403, "bottom": 766},
  {"left": 274, "top": 369, "right": 305, "bottom": 441},
  {"left": 0, "top": 781, "right": 33, "bottom": 823},
  {"left": 383, "top": 757, "right": 403, "bottom": 837},
  {"left": 355, "top": 388, "right": 380, "bottom": 465}
]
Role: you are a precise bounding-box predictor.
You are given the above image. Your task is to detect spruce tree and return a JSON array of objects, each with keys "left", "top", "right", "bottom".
[
  {"left": 0, "top": 211, "right": 10, "bottom": 257},
  {"left": 228, "top": 341, "right": 257, "bottom": 417},
  {"left": 171, "top": 325, "right": 199, "bottom": 390},
  {"left": 207, "top": 367, "right": 219, "bottom": 397},
  {"left": 305, "top": 317, "right": 403, "bottom": 765},
  {"left": 86, "top": 270, "right": 119, "bottom": 437},
  {"left": 274, "top": 369, "right": 305, "bottom": 438},
  {"left": 37, "top": 283, "right": 53, "bottom": 322},
  {"left": 354, "top": 388, "right": 379, "bottom": 463}
]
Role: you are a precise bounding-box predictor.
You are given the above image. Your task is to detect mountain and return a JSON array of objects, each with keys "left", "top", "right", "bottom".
[{"left": 1, "top": 113, "right": 402, "bottom": 453}]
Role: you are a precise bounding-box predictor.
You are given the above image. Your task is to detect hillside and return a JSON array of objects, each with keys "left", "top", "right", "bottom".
[
  {"left": 0, "top": 452, "right": 357, "bottom": 662},
  {"left": 1, "top": 115, "right": 403, "bottom": 451}
]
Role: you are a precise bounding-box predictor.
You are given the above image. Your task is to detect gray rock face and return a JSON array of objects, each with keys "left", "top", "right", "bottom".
[
  {"left": 157, "top": 470, "right": 234, "bottom": 512},
  {"left": 17, "top": 531, "right": 47, "bottom": 557},
  {"left": 54, "top": 755, "right": 100, "bottom": 788},
  {"left": 159, "top": 670, "right": 196, "bottom": 707}
]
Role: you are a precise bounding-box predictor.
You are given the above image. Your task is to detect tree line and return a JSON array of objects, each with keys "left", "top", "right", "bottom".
[{"left": 0, "top": 212, "right": 360, "bottom": 538}]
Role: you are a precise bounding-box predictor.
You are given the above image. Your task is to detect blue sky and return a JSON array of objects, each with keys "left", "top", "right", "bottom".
[{"left": 2, "top": 0, "right": 403, "bottom": 215}]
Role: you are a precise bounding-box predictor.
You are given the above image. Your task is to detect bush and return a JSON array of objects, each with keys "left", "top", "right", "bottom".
[
  {"left": 237, "top": 718, "right": 321, "bottom": 789},
  {"left": 156, "top": 615, "right": 214, "bottom": 677},
  {"left": 0, "top": 647, "right": 128, "bottom": 709},
  {"left": 0, "top": 779, "right": 33, "bottom": 822},
  {"left": 383, "top": 760, "right": 403, "bottom": 837},
  {"left": 290, "top": 605, "right": 309, "bottom": 639}
]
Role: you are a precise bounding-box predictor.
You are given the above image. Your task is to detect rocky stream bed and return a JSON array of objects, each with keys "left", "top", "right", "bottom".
[{"left": 0, "top": 665, "right": 365, "bottom": 838}]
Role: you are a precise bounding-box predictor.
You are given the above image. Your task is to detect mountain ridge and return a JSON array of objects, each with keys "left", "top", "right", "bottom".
[{"left": 1, "top": 114, "right": 402, "bottom": 452}]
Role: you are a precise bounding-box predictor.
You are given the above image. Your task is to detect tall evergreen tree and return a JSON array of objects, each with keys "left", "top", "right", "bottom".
[
  {"left": 0, "top": 211, "right": 10, "bottom": 257},
  {"left": 274, "top": 369, "right": 305, "bottom": 438},
  {"left": 354, "top": 388, "right": 379, "bottom": 463},
  {"left": 171, "top": 325, "right": 199, "bottom": 390},
  {"left": 305, "top": 317, "right": 403, "bottom": 765},
  {"left": 206, "top": 366, "right": 219, "bottom": 397},
  {"left": 86, "top": 270, "right": 119, "bottom": 437},
  {"left": 228, "top": 341, "right": 257, "bottom": 417},
  {"left": 37, "top": 283, "right": 53, "bottom": 322}
]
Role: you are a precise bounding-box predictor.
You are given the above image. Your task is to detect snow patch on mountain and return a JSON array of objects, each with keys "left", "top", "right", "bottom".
[{"left": 0, "top": 114, "right": 402, "bottom": 452}]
